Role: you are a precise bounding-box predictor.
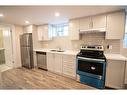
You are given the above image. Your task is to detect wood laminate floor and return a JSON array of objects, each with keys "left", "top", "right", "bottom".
[{"left": 0, "top": 67, "right": 95, "bottom": 89}]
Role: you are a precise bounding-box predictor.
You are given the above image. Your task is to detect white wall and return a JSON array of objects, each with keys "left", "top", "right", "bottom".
[
  {"left": 41, "top": 33, "right": 121, "bottom": 54},
  {"left": 120, "top": 40, "right": 127, "bottom": 57},
  {"left": 3, "top": 27, "right": 13, "bottom": 67},
  {"left": 32, "top": 25, "right": 43, "bottom": 49},
  {"left": 12, "top": 25, "right": 23, "bottom": 68}
]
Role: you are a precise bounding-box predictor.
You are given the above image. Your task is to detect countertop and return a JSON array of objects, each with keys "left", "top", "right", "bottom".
[
  {"left": 0, "top": 48, "right": 4, "bottom": 50},
  {"left": 104, "top": 53, "right": 127, "bottom": 61},
  {"left": 34, "top": 48, "right": 127, "bottom": 61},
  {"left": 34, "top": 48, "right": 79, "bottom": 56}
]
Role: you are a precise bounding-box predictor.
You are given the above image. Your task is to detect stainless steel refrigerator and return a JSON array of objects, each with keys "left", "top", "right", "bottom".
[{"left": 20, "top": 33, "right": 34, "bottom": 69}]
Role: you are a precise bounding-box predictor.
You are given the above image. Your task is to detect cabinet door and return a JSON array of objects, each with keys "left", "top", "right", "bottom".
[
  {"left": 106, "top": 11, "right": 125, "bottom": 39},
  {"left": 37, "top": 25, "right": 52, "bottom": 41},
  {"left": 43, "top": 25, "right": 49, "bottom": 40},
  {"left": 92, "top": 14, "right": 106, "bottom": 29},
  {"left": 54, "top": 54, "right": 63, "bottom": 74},
  {"left": 37, "top": 26, "right": 43, "bottom": 41},
  {"left": 105, "top": 60, "right": 125, "bottom": 89},
  {"left": 69, "top": 19, "right": 79, "bottom": 40},
  {"left": 125, "top": 61, "right": 127, "bottom": 84},
  {"left": 62, "top": 55, "right": 76, "bottom": 78},
  {"left": 79, "top": 17, "right": 91, "bottom": 30},
  {"left": 47, "top": 53, "right": 54, "bottom": 72},
  {"left": 24, "top": 25, "right": 33, "bottom": 33}
]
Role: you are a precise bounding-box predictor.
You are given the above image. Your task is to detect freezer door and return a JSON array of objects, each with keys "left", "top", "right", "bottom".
[
  {"left": 21, "top": 47, "right": 32, "bottom": 68},
  {"left": 20, "top": 33, "right": 32, "bottom": 46}
]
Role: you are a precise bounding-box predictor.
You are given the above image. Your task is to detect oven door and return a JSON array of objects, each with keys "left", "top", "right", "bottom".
[{"left": 77, "top": 56, "right": 106, "bottom": 80}]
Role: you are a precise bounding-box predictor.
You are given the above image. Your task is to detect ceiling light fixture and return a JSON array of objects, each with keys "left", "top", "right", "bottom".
[
  {"left": 25, "top": 21, "right": 29, "bottom": 24},
  {"left": 0, "top": 13, "right": 4, "bottom": 17},
  {"left": 55, "top": 12, "right": 60, "bottom": 17}
]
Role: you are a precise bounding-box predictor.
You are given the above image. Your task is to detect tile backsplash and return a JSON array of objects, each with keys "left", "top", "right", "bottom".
[{"left": 41, "top": 32, "right": 120, "bottom": 54}]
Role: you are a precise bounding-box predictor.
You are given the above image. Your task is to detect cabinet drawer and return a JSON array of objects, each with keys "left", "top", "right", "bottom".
[
  {"left": 62, "top": 55, "right": 76, "bottom": 62},
  {"left": 63, "top": 61, "right": 75, "bottom": 69},
  {"left": 63, "top": 67, "right": 76, "bottom": 77}
]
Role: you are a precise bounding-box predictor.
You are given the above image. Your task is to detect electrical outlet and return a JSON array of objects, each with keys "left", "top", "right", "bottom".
[
  {"left": 107, "top": 45, "right": 112, "bottom": 50},
  {"left": 109, "top": 45, "right": 112, "bottom": 49}
]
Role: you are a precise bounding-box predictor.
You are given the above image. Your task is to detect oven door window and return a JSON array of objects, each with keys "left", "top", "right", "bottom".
[{"left": 78, "top": 59, "right": 103, "bottom": 76}]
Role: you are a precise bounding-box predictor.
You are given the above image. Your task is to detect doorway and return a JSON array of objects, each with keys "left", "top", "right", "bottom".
[{"left": 0, "top": 25, "right": 13, "bottom": 72}]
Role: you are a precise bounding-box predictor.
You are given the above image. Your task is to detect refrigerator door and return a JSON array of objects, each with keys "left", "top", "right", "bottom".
[
  {"left": 20, "top": 33, "right": 32, "bottom": 47},
  {"left": 21, "top": 47, "right": 32, "bottom": 68}
]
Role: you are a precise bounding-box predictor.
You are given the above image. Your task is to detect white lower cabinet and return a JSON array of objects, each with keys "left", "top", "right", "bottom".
[
  {"left": 105, "top": 60, "right": 126, "bottom": 89},
  {"left": 47, "top": 52, "right": 63, "bottom": 74},
  {"left": 54, "top": 54, "right": 63, "bottom": 74},
  {"left": 47, "top": 52, "right": 54, "bottom": 72},
  {"left": 47, "top": 52, "right": 76, "bottom": 78},
  {"left": 62, "top": 55, "right": 76, "bottom": 79}
]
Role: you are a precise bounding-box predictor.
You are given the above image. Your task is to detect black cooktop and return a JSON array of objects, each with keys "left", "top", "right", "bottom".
[{"left": 77, "top": 50, "right": 106, "bottom": 60}]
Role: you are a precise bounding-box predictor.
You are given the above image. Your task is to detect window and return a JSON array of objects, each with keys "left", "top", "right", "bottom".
[
  {"left": 124, "top": 15, "right": 127, "bottom": 48},
  {"left": 51, "top": 23, "right": 68, "bottom": 37}
]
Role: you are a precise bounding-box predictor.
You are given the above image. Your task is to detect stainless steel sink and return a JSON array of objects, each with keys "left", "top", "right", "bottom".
[
  {"left": 56, "top": 50, "right": 65, "bottom": 52},
  {"left": 50, "top": 49, "right": 64, "bottom": 52}
]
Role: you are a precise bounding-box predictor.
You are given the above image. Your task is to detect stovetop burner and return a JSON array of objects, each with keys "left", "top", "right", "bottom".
[
  {"left": 77, "top": 52, "right": 106, "bottom": 60},
  {"left": 77, "top": 45, "right": 105, "bottom": 60}
]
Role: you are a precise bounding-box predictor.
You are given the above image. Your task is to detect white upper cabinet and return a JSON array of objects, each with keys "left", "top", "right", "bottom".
[
  {"left": 106, "top": 11, "right": 125, "bottom": 39},
  {"left": 92, "top": 14, "right": 107, "bottom": 29},
  {"left": 24, "top": 25, "right": 36, "bottom": 33},
  {"left": 79, "top": 17, "right": 91, "bottom": 30},
  {"left": 69, "top": 19, "right": 80, "bottom": 40},
  {"left": 37, "top": 25, "right": 52, "bottom": 41},
  {"left": 79, "top": 14, "right": 106, "bottom": 31}
]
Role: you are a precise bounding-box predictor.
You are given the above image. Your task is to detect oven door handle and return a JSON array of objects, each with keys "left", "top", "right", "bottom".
[{"left": 77, "top": 56, "right": 105, "bottom": 62}]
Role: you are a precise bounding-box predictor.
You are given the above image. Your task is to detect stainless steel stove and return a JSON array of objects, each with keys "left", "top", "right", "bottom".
[{"left": 76, "top": 45, "right": 106, "bottom": 89}]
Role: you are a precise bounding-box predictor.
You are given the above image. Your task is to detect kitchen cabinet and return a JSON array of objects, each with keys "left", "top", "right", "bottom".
[
  {"left": 92, "top": 14, "right": 107, "bottom": 29},
  {"left": 105, "top": 59, "right": 126, "bottom": 89},
  {"left": 47, "top": 52, "right": 54, "bottom": 72},
  {"left": 47, "top": 52, "right": 62, "bottom": 74},
  {"left": 125, "top": 62, "right": 127, "bottom": 84},
  {"left": 106, "top": 11, "right": 125, "bottom": 39},
  {"left": 47, "top": 52, "right": 76, "bottom": 78},
  {"left": 37, "top": 25, "right": 52, "bottom": 41},
  {"left": 62, "top": 55, "right": 76, "bottom": 79},
  {"left": 79, "top": 14, "right": 106, "bottom": 31},
  {"left": 54, "top": 53, "right": 63, "bottom": 74},
  {"left": 69, "top": 19, "right": 80, "bottom": 40},
  {"left": 79, "top": 17, "right": 91, "bottom": 30},
  {"left": 24, "top": 25, "right": 36, "bottom": 33}
]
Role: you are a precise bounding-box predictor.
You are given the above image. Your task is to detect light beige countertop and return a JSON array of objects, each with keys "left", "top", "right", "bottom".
[
  {"left": 0, "top": 48, "right": 4, "bottom": 50},
  {"left": 104, "top": 53, "right": 127, "bottom": 61},
  {"left": 34, "top": 48, "right": 127, "bottom": 61},
  {"left": 34, "top": 48, "right": 79, "bottom": 56}
]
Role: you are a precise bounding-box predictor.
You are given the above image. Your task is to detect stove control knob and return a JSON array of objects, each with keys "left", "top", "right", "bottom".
[
  {"left": 91, "top": 66, "right": 96, "bottom": 70},
  {"left": 99, "top": 76, "right": 102, "bottom": 80}
]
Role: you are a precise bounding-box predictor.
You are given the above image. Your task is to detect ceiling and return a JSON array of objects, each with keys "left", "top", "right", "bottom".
[{"left": 0, "top": 6, "right": 125, "bottom": 26}]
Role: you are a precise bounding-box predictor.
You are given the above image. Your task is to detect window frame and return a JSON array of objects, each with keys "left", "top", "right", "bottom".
[
  {"left": 123, "top": 13, "right": 127, "bottom": 48},
  {"left": 51, "top": 23, "right": 68, "bottom": 37}
]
